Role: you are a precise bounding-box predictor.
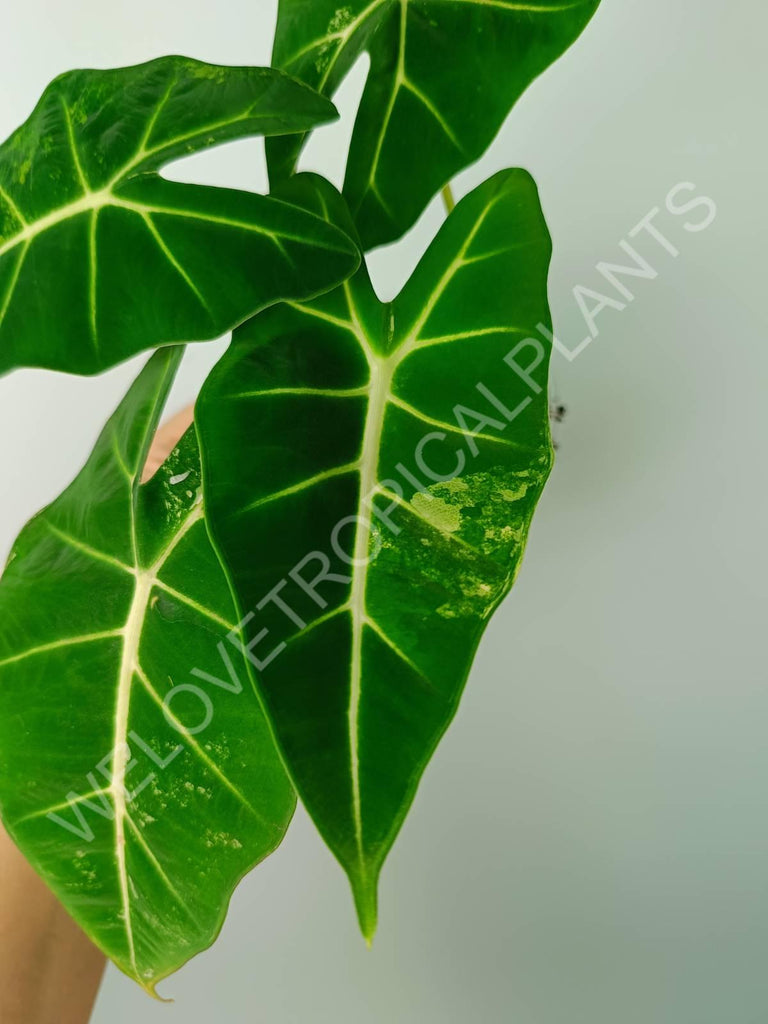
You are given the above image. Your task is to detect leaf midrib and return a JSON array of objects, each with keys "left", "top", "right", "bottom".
[
  {"left": 346, "top": 299, "right": 395, "bottom": 874},
  {"left": 107, "top": 502, "right": 206, "bottom": 975},
  {"left": 112, "top": 569, "right": 152, "bottom": 976},
  {"left": 276, "top": 188, "right": 514, "bottom": 873}
]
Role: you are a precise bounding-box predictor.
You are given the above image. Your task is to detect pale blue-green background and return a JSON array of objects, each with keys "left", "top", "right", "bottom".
[{"left": 1, "top": 1, "right": 766, "bottom": 1021}]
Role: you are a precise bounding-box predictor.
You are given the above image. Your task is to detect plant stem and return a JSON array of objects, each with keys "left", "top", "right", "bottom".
[{"left": 441, "top": 184, "right": 456, "bottom": 215}]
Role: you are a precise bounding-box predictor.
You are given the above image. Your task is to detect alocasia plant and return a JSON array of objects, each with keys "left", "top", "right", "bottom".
[
  {"left": 0, "top": 347, "right": 295, "bottom": 991},
  {"left": 0, "top": 56, "right": 358, "bottom": 375},
  {"left": 196, "top": 169, "right": 554, "bottom": 937},
  {"left": 0, "top": 0, "right": 601, "bottom": 996},
  {"left": 267, "top": 0, "right": 601, "bottom": 248}
]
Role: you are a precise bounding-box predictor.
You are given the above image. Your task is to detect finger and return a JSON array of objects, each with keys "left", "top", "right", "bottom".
[{"left": 142, "top": 405, "right": 194, "bottom": 483}]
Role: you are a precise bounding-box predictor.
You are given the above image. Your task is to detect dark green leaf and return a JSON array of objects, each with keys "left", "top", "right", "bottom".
[
  {"left": 197, "top": 171, "right": 554, "bottom": 939},
  {"left": 0, "top": 56, "right": 360, "bottom": 376},
  {"left": 0, "top": 349, "right": 295, "bottom": 992},
  {"left": 268, "top": 0, "right": 600, "bottom": 248}
]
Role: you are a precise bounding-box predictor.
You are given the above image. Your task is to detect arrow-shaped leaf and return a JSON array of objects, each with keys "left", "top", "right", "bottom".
[
  {"left": 197, "top": 172, "right": 554, "bottom": 938},
  {"left": 0, "top": 55, "right": 360, "bottom": 376},
  {"left": 268, "top": 0, "right": 600, "bottom": 249},
  {"left": 0, "top": 348, "right": 295, "bottom": 992}
]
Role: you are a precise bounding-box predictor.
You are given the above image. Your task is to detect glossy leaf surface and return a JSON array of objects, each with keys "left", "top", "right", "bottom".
[
  {"left": 198, "top": 172, "right": 554, "bottom": 938},
  {"left": 0, "top": 349, "right": 295, "bottom": 991},
  {"left": 0, "top": 55, "right": 360, "bottom": 375},
  {"left": 268, "top": 0, "right": 600, "bottom": 248}
]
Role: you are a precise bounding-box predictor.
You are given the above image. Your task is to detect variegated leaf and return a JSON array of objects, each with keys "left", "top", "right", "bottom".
[{"left": 197, "top": 172, "right": 554, "bottom": 938}]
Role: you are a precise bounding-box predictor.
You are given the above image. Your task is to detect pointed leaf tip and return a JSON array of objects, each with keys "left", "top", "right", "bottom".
[{"left": 351, "top": 870, "right": 379, "bottom": 945}]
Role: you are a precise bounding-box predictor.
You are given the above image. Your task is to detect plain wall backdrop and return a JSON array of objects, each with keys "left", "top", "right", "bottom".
[{"left": 1, "top": 2, "right": 766, "bottom": 1021}]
